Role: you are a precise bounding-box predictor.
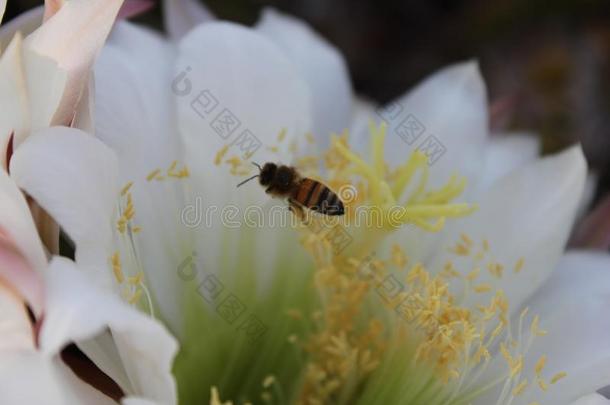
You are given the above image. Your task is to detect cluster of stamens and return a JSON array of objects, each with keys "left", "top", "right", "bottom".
[
  {"left": 111, "top": 160, "right": 190, "bottom": 313},
  {"left": 206, "top": 123, "right": 564, "bottom": 405}
]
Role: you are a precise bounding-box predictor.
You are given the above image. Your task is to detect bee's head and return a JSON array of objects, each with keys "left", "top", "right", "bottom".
[{"left": 259, "top": 163, "right": 277, "bottom": 186}]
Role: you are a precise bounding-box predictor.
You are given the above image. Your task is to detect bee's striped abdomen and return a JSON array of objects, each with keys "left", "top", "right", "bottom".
[{"left": 293, "top": 178, "right": 345, "bottom": 216}]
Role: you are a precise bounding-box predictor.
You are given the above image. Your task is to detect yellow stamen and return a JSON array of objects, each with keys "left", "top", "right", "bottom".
[
  {"left": 128, "top": 289, "right": 142, "bottom": 304},
  {"left": 146, "top": 169, "right": 161, "bottom": 181},
  {"left": 128, "top": 272, "right": 143, "bottom": 285},
  {"left": 120, "top": 181, "right": 133, "bottom": 196},
  {"left": 483, "top": 239, "right": 490, "bottom": 251},
  {"left": 531, "top": 315, "right": 547, "bottom": 337},
  {"left": 474, "top": 283, "right": 492, "bottom": 293},
  {"left": 111, "top": 252, "right": 124, "bottom": 283},
  {"left": 210, "top": 387, "right": 233, "bottom": 405},
  {"left": 168, "top": 160, "right": 178, "bottom": 172},
  {"left": 535, "top": 355, "right": 546, "bottom": 377},
  {"left": 487, "top": 262, "right": 504, "bottom": 278},
  {"left": 467, "top": 267, "right": 480, "bottom": 281},
  {"left": 391, "top": 244, "right": 408, "bottom": 268},
  {"left": 512, "top": 379, "right": 528, "bottom": 396},
  {"left": 262, "top": 375, "right": 276, "bottom": 388},
  {"left": 550, "top": 371, "right": 567, "bottom": 384},
  {"left": 277, "top": 128, "right": 287, "bottom": 142},
  {"left": 538, "top": 378, "right": 548, "bottom": 391},
  {"left": 515, "top": 257, "right": 525, "bottom": 273}
]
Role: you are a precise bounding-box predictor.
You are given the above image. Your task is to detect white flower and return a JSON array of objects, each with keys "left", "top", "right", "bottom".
[
  {"left": 0, "top": 166, "right": 177, "bottom": 404},
  {"left": 0, "top": 1, "right": 178, "bottom": 404},
  {"left": 4, "top": 1, "right": 610, "bottom": 404}
]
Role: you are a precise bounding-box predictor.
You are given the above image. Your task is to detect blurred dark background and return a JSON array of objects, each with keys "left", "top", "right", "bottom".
[{"left": 5, "top": 0, "right": 610, "bottom": 200}]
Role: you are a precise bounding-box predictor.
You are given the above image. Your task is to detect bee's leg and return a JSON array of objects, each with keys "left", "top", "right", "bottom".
[{"left": 288, "top": 199, "right": 309, "bottom": 225}]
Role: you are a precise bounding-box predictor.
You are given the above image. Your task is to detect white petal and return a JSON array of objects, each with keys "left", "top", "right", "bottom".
[
  {"left": 0, "top": 351, "right": 116, "bottom": 404},
  {"left": 513, "top": 252, "right": 610, "bottom": 403},
  {"left": 477, "top": 132, "right": 540, "bottom": 193},
  {"left": 95, "top": 21, "right": 191, "bottom": 332},
  {"left": 0, "top": 5, "right": 43, "bottom": 47},
  {"left": 256, "top": 8, "right": 352, "bottom": 148},
  {"left": 40, "top": 257, "right": 178, "bottom": 404},
  {"left": 174, "top": 21, "right": 312, "bottom": 300},
  {"left": 10, "top": 127, "right": 118, "bottom": 287},
  {"left": 349, "top": 96, "right": 379, "bottom": 157},
  {"left": 96, "top": 21, "right": 178, "bottom": 178},
  {"left": 122, "top": 397, "right": 162, "bottom": 405},
  {"left": 161, "top": 0, "right": 215, "bottom": 40},
  {"left": 0, "top": 281, "right": 34, "bottom": 351},
  {"left": 381, "top": 61, "right": 488, "bottom": 190},
  {"left": 575, "top": 172, "right": 598, "bottom": 222},
  {"left": 175, "top": 21, "right": 311, "bottom": 208},
  {"left": 176, "top": 21, "right": 311, "bottom": 170},
  {"left": 0, "top": 165, "right": 46, "bottom": 314},
  {"left": 24, "top": 0, "right": 124, "bottom": 127},
  {"left": 433, "top": 145, "right": 586, "bottom": 313},
  {"left": 571, "top": 394, "right": 610, "bottom": 405}
]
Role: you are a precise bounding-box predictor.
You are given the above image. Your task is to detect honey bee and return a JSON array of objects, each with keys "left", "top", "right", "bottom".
[{"left": 237, "top": 162, "right": 345, "bottom": 217}]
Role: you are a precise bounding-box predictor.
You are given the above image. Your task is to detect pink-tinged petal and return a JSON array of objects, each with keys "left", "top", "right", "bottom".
[
  {"left": 24, "top": 0, "right": 124, "bottom": 128},
  {"left": 489, "top": 95, "right": 516, "bottom": 131},
  {"left": 71, "top": 73, "right": 95, "bottom": 135},
  {"left": 19, "top": 48, "right": 67, "bottom": 143},
  {"left": 0, "top": 229, "right": 45, "bottom": 318},
  {"left": 0, "top": 279, "right": 35, "bottom": 351},
  {"left": 0, "top": 34, "right": 30, "bottom": 171},
  {"left": 0, "top": 169, "right": 47, "bottom": 314},
  {"left": 43, "top": 0, "right": 65, "bottom": 22},
  {"left": 118, "top": 0, "right": 155, "bottom": 20},
  {"left": 162, "top": 0, "right": 215, "bottom": 40},
  {"left": 0, "top": 6, "right": 43, "bottom": 47},
  {"left": 571, "top": 193, "right": 610, "bottom": 250}
]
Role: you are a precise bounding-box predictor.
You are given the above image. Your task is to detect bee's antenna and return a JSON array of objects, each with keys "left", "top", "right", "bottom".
[
  {"left": 236, "top": 174, "right": 259, "bottom": 188},
  {"left": 252, "top": 162, "right": 262, "bottom": 171}
]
